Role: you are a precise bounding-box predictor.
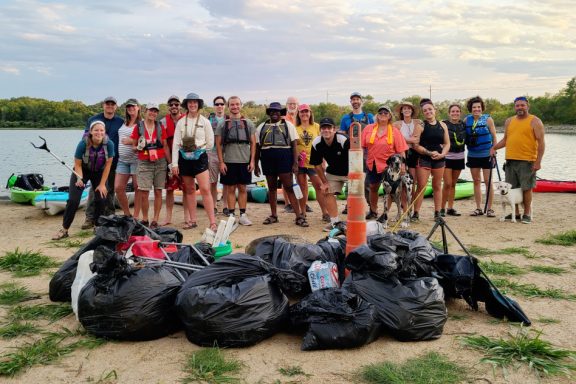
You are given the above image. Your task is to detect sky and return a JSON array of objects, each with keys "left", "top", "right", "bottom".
[{"left": 1, "top": 0, "right": 575, "bottom": 106}]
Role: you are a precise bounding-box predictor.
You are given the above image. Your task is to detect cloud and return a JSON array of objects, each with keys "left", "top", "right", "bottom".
[{"left": 0, "top": 65, "right": 20, "bottom": 75}]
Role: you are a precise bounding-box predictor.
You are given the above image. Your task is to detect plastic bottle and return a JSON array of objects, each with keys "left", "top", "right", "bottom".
[
  {"left": 51, "top": 182, "right": 58, "bottom": 192},
  {"left": 292, "top": 177, "right": 303, "bottom": 200}
]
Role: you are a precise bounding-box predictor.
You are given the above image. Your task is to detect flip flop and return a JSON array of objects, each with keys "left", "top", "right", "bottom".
[{"left": 183, "top": 222, "right": 197, "bottom": 230}]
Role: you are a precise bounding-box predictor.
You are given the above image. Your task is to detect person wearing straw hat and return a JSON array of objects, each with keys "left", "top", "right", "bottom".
[
  {"left": 393, "top": 100, "right": 421, "bottom": 183},
  {"left": 171, "top": 92, "right": 217, "bottom": 232},
  {"left": 361, "top": 105, "right": 408, "bottom": 221}
]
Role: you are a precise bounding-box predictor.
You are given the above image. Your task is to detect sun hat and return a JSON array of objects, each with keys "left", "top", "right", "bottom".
[
  {"left": 167, "top": 95, "right": 180, "bottom": 103},
  {"left": 266, "top": 102, "right": 287, "bottom": 116},
  {"left": 125, "top": 98, "right": 139, "bottom": 107},
  {"left": 394, "top": 100, "right": 419, "bottom": 118},
  {"left": 298, "top": 103, "right": 311, "bottom": 112},
  {"left": 319, "top": 117, "right": 335, "bottom": 127},
  {"left": 103, "top": 96, "right": 117, "bottom": 104},
  {"left": 182, "top": 92, "right": 204, "bottom": 109},
  {"left": 145, "top": 103, "right": 159, "bottom": 111},
  {"left": 350, "top": 92, "right": 362, "bottom": 99}
]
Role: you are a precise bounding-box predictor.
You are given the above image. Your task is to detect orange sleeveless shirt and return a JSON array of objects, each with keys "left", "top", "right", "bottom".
[{"left": 506, "top": 115, "right": 537, "bottom": 161}]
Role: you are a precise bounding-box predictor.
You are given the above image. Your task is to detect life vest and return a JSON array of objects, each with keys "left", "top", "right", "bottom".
[
  {"left": 138, "top": 121, "right": 164, "bottom": 149},
  {"left": 444, "top": 120, "right": 466, "bottom": 153},
  {"left": 465, "top": 114, "right": 492, "bottom": 151},
  {"left": 259, "top": 119, "right": 291, "bottom": 147},
  {"left": 223, "top": 117, "right": 250, "bottom": 144},
  {"left": 82, "top": 136, "right": 110, "bottom": 172}
]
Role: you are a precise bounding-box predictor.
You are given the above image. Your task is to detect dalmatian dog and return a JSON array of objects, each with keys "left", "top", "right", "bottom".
[
  {"left": 378, "top": 154, "right": 413, "bottom": 228},
  {"left": 494, "top": 180, "right": 531, "bottom": 223}
]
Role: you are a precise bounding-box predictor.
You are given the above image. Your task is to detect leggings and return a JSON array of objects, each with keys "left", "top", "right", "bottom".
[{"left": 62, "top": 169, "right": 106, "bottom": 230}]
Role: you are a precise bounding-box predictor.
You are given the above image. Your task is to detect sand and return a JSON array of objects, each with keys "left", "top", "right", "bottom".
[{"left": 0, "top": 192, "right": 575, "bottom": 384}]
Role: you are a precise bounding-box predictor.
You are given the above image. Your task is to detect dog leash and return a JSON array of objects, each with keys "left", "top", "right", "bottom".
[{"left": 390, "top": 181, "right": 427, "bottom": 233}]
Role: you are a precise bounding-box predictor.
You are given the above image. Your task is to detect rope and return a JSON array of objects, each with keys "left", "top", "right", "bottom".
[{"left": 390, "top": 179, "right": 427, "bottom": 232}]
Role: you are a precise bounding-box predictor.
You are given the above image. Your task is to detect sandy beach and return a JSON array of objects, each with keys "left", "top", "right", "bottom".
[{"left": 0, "top": 192, "right": 575, "bottom": 384}]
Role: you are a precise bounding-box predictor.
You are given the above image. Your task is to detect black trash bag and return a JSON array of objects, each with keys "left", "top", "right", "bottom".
[
  {"left": 193, "top": 242, "right": 216, "bottom": 261},
  {"left": 245, "top": 234, "right": 310, "bottom": 256},
  {"left": 89, "top": 245, "right": 131, "bottom": 275},
  {"left": 176, "top": 253, "right": 306, "bottom": 347},
  {"left": 344, "top": 274, "right": 447, "bottom": 341},
  {"left": 290, "top": 288, "right": 380, "bottom": 350},
  {"left": 49, "top": 237, "right": 116, "bottom": 302},
  {"left": 169, "top": 245, "right": 214, "bottom": 277},
  {"left": 345, "top": 245, "right": 398, "bottom": 280},
  {"left": 152, "top": 227, "right": 183, "bottom": 243},
  {"left": 380, "top": 230, "right": 437, "bottom": 278},
  {"left": 78, "top": 249, "right": 182, "bottom": 341}
]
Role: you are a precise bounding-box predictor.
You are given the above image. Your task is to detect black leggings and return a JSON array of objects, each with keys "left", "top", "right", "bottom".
[{"left": 62, "top": 169, "right": 106, "bottom": 230}]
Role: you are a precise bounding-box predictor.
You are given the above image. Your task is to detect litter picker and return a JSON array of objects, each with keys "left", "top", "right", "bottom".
[{"left": 31, "top": 136, "right": 83, "bottom": 179}]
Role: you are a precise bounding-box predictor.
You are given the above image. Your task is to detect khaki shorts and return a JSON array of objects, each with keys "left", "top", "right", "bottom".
[
  {"left": 138, "top": 158, "right": 167, "bottom": 191},
  {"left": 504, "top": 160, "right": 536, "bottom": 190},
  {"left": 207, "top": 151, "right": 220, "bottom": 184},
  {"left": 326, "top": 173, "right": 347, "bottom": 195}
]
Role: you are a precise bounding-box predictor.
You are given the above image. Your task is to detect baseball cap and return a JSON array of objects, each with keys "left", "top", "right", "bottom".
[
  {"left": 377, "top": 105, "right": 391, "bottom": 113},
  {"left": 125, "top": 98, "right": 138, "bottom": 106},
  {"left": 103, "top": 96, "right": 117, "bottom": 104},
  {"left": 350, "top": 92, "right": 362, "bottom": 99},
  {"left": 167, "top": 95, "right": 180, "bottom": 103},
  {"left": 319, "top": 117, "right": 335, "bottom": 127},
  {"left": 298, "top": 103, "right": 311, "bottom": 111},
  {"left": 145, "top": 103, "right": 159, "bottom": 110}
]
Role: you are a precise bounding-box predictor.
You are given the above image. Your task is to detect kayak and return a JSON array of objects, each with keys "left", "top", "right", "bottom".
[
  {"left": 10, "top": 186, "right": 51, "bottom": 204},
  {"left": 337, "top": 184, "right": 384, "bottom": 200},
  {"left": 248, "top": 185, "right": 317, "bottom": 203},
  {"left": 453, "top": 180, "right": 474, "bottom": 200},
  {"left": 534, "top": 179, "right": 576, "bottom": 193},
  {"left": 33, "top": 189, "right": 89, "bottom": 215}
]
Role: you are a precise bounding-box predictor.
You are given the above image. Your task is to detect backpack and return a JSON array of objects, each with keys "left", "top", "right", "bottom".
[
  {"left": 223, "top": 117, "right": 250, "bottom": 144},
  {"left": 138, "top": 121, "right": 164, "bottom": 149},
  {"left": 349, "top": 112, "right": 370, "bottom": 127},
  {"left": 13, "top": 173, "right": 44, "bottom": 190}
]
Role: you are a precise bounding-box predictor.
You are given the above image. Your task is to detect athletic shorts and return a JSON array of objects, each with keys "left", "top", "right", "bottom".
[
  {"left": 326, "top": 173, "right": 347, "bottom": 195},
  {"left": 116, "top": 161, "right": 138, "bottom": 175},
  {"left": 260, "top": 148, "right": 293, "bottom": 176},
  {"left": 406, "top": 148, "right": 418, "bottom": 169},
  {"left": 504, "top": 160, "right": 536, "bottom": 190},
  {"left": 178, "top": 152, "right": 209, "bottom": 177},
  {"left": 298, "top": 167, "right": 317, "bottom": 176},
  {"left": 207, "top": 151, "right": 220, "bottom": 184},
  {"left": 445, "top": 158, "right": 465, "bottom": 170},
  {"left": 137, "top": 158, "right": 167, "bottom": 191},
  {"left": 220, "top": 163, "right": 252, "bottom": 185},
  {"left": 417, "top": 156, "right": 445, "bottom": 170},
  {"left": 466, "top": 156, "right": 494, "bottom": 170},
  {"left": 366, "top": 166, "right": 385, "bottom": 184}
]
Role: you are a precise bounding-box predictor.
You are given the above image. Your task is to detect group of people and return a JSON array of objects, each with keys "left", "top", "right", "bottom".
[{"left": 52, "top": 91, "right": 545, "bottom": 240}]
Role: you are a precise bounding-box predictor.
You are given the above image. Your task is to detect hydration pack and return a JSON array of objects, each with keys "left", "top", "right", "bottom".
[{"left": 82, "top": 136, "right": 110, "bottom": 171}]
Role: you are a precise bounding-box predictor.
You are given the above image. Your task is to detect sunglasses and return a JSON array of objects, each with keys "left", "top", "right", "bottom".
[
  {"left": 169, "top": 102, "right": 180, "bottom": 107},
  {"left": 214, "top": 103, "right": 225, "bottom": 106},
  {"left": 378, "top": 110, "right": 390, "bottom": 115}
]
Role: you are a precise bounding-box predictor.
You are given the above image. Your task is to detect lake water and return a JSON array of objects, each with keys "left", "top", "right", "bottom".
[{"left": 1, "top": 129, "right": 575, "bottom": 196}]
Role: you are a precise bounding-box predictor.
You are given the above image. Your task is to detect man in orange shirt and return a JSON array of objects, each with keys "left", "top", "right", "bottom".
[{"left": 491, "top": 97, "right": 545, "bottom": 224}]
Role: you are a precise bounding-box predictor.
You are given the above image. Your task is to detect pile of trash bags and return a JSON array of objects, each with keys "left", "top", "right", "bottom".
[{"left": 49, "top": 218, "right": 530, "bottom": 349}]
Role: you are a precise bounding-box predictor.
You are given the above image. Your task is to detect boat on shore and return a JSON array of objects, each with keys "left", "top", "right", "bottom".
[
  {"left": 534, "top": 179, "right": 576, "bottom": 193},
  {"left": 33, "top": 188, "right": 89, "bottom": 215}
]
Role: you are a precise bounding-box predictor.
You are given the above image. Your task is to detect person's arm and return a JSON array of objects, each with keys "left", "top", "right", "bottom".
[
  {"left": 254, "top": 124, "right": 262, "bottom": 177},
  {"left": 532, "top": 116, "right": 545, "bottom": 171},
  {"left": 204, "top": 117, "right": 214, "bottom": 150},
  {"left": 73, "top": 158, "right": 84, "bottom": 187},
  {"left": 491, "top": 117, "right": 510, "bottom": 155},
  {"left": 412, "top": 122, "right": 429, "bottom": 155},
  {"left": 96, "top": 157, "right": 113, "bottom": 198},
  {"left": 171, "top": 119, "right": 182, "bottom": 175},
  {"left": 248, "top": 132, "right": 256, "bottom": 172},
  {"left": 487, "top": 116, "right": 497, "bottom": 152},
  {"left": 435, "top": 121, "right": 450, "bottom": 158}
]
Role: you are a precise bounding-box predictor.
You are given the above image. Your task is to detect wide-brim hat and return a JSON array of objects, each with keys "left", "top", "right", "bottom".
[
  {"left": 266, "top": 101, "right": 286, "bottom": 116},
  {"left": 394, "top": 100, "right": 419, "bottom": 117},
  {"left": 182, "top": 92, "right": 204, "bottom": 109}
]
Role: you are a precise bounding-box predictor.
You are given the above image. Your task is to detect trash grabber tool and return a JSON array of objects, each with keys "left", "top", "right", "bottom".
[{"left": 31, "top": 136, "right": 83, "bottom": 179}]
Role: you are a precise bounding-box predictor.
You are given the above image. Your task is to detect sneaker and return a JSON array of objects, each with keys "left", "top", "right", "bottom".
[
  {"left": 306, "top": 204, "right": 313, "bottom": 213},
  {"left": 342, "top": 205, "right": 348, "bottom": 215},
  {"left": 446, "top": 208, "right": 461, "bottom": 217},
  {"left": 521, "top": 215, "right": 532, "bottom": 224},
  {"left": 439, "top": 209, "right": 446, "bottom": 217},
  {"left": 239, "top": 213, "right": 253, "bottom": 226},
  {"left": 504, "top": 214, "right": 521, "bottom": 221},
  {"left": 377, "top": 213, "right": 388, "bottom": 223},
  {"left": 410, "top": 212, "right": 420, "bottom": 222},
  {"left": 321, "top": 213, "right": 331, "bottom": 223},
  {"left": 81, "top": 220, "right": 94, "bottom": 230},
  {"left": 284, "top": 204, "right": 294, "bottom": 213},
  {"left": 365, "top": 210, "right": 378, "bottom": 220},
  {"left": 434, "top": 211, "right": 440, "bottom": 219},
  {"left": 323, "top": 222, "right": 334, "bottom": 232},
  {"left": 222, "top": 208, "right": 230, "bottom": 216}
]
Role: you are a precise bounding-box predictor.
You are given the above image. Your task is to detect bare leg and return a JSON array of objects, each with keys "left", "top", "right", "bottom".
[
  {"left": 448, "top": 169, "right": 461, "bottom": 210},
  {"left": 182, "top": 176, "right": 197, "bottom": 224},
  {"left": 414, "top": 167, "right": 431, "bottom": 214},
  {"left": 238, "top": 184, "right": 248, "bottom": 210},
  {"left": 279, "top": 173, "right": 302, "bottom": 219},
  {"left": 226, "top": 184, "right": 236, "bottom": 212},
  {"left": 441, "top": 168, "right": 452, "bottom": 211},
  {"left": 163, "top": 189, "right": 174, "bottom": 225},
  {"left": 308, "top": 173, "right": 327, "bottom": 215},
  {"left": 470, "top": 167, "right": 482, "bottom": 210},
  {"left": 139, "top": 190, "right": 150, "bottom": 222},
  {"left": 431, "top": 167, "right": 444, "bottom": 212},
  {"left": 114, "top": 173, "right": 131, "bottom": 216},
  {"left": 132, "top": 175, "right": 141, "bottom": 219},
  {"left": 153, "top": 189, "right": 163, "bottom": 223},
  {"left": 482, "top": 168, "right": 494, "bottom": 210},
  {"left": 522, "top": 190, "right": 533, "bottom": 216},
  {"left": 196, "top": 170, "right": 216, "bottom": 228},
  {"left": 369, "top": 183, "right": 380, "bottom": 213},
  {"left": 265, "top": 175, "right": 278, "bottom": 217}
]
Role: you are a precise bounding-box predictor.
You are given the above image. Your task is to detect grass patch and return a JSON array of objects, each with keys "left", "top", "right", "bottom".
[
  {"left": 0, "top": 328, "right": 104, "bottom": 377},
  {"left": 8, "top": 303, "right": 72, "bottom": 322},
  {"left": 48, "top": 238, "right": 86, "bottom": 249},
  {"left": 87, "top": 369, "right": 118, "bottom": 383},
  {"left": 493, "top": 278, "right": 576, "bottom": 300},
  {"left": 467, "top": 244, "right": 493, "bottom": 256},
  {"left": 0, "top": 323, "right": 39, "bottom": 339},
  {"left": 537, "top": 317, "right": 561, "bottom": 324},
  {"left": 0, "top": 283, "right": 40, "bottom": 305},
  {"left": 530, "top": 265, "right": 566, "bottom": 275},
  {"left": 498, "top": 246, "right": 532, "bottom": 256},
  {"left": 278, "top": 365, "right": 310, "bottom": 377},
  {"left": 182, "top": 347, "right": 242, "bottom": 384},
  {"left": 74, "top": 230, "right": 94, "bottom": 239},
  {"left": 461, "top": 327, "right": 576, "bottom": 377},
  {"left": 358, "top": 351, "right": 467, "bottom": 384},
  {"left": 480, "top": 260, "right": 525, "bottom": 276},
  {"left": 536, "top": 230, "right": 576, "bottom": 246},
  {"left": 0, "top": 248, "right": 58, "bottom": 277},
  {"left": 448, "top": 313, "right": 468, "bottom": 321}
]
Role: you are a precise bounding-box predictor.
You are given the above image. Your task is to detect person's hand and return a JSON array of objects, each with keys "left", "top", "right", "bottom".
[
  {"left": 533, "top": 161, "right": 542, "bottom": 172},
  {"left": 292, "top": 162, "right": 298, "bottom": 174},
  {"left": 247, "top": 161, "right": 255, "bottom": 173},
  {"left": 430, "top": 151, "right": 442, "bottom": 160},
  {"left": 489, "top": 148, "right": 497, "bottom": 157},
  {"left": 400, "top": 164, "right": 406, "bottom": 175},
  {"left": 254, "top": 165, "right": 261, "bottom": 177},
  {"left": 172, "top": 166, "right": 179, "bottom": 177},
  {"left": 96, "top": 184, "right": 108, "bottom": 199},
  {"left": 121, "top": 137, "right": 131, "bottom": 145},
  {"left": 219, "top": 162, "right": 227, "bottom": 175},
  {"left": 75, "top": 178, "right": 85, "bottom": 188}
]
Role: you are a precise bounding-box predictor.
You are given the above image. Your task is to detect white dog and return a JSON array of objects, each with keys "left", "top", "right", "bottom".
[{"left": 494, "top": 181, "right": 531, "bottom": 223}]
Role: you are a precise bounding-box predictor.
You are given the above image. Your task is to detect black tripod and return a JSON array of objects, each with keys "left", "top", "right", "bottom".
[{"left": 426, "top": 216, "right": 476, "bottom": 260}]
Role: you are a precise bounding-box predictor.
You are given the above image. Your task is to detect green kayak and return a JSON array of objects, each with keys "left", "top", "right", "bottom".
[
  {"left": 248, "top": 185, "right": 316, "bottom": 203},
  {"left": 423, "top": 179, "right": 474, "bottom": 199},
  {"left": 10, "top": 186, "right": 51, "bottom": 204}
]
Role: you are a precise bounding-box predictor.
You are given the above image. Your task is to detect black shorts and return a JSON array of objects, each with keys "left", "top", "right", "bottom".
[
  {"left": 417, "top": 156, "right": 445, "bottom": 170},
  {"left": 260, "top": 148, "right": 293, "bottom": 176},
  {"left": 220, "top": 162, "right": 252, "bottom": 185},
  {"left": 406, "top": 148, "right": 418, "bottom": 168},
  {"left": 466, "top": 156, "right": 494, "bottom": 169},
  {"left": 445, "top": 158, "right": 465, "bottom": 170},
  {"left": 366, "top": 166, "right": 384, "bottom": 184},
  {"left": 178, "top": 152, "right": 209, "bottom": 177}
]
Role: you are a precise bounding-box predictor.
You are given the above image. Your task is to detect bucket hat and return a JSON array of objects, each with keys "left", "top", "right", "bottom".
[
  {"left": 394, "top": 100, "right": 419, "bottom": 118},
  {"left": 266, "top": 101, "right": 287, "bottom": 116},
  {"left": 182, "top": 92, "right": 204, "bottom": 110}
]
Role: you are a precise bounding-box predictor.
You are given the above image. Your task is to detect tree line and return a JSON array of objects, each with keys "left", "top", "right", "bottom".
[{"left": 2, "top": 77, "right": 575, "bottom": 129}]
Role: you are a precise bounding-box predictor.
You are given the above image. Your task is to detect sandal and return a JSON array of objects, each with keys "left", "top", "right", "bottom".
[
  {"left": 140, "top": 220, "right": 149, "bottom": 227},
  {"left": 52, "top": 228, "right": 69, "bottom": 241},
  {"left": 150, "top": 221, "right": 159, "bottom": 229},
  {"left": 183, "top": 221, "right": 197, "bottom": 230},
  {"left": 486, "top": 209, "right": 496, "bottom": 218},
  {"left": 470, "top": 209, "right": 483, "bottom": 216},
  {"left": 446, "top": 208, "right": 461, "bottom": 217},
  {"left": 263, "top": 215, "right": 279, "bottom": 225},
  {"left": 295, "top": 216, "right": 309, "bottom": 227}
]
